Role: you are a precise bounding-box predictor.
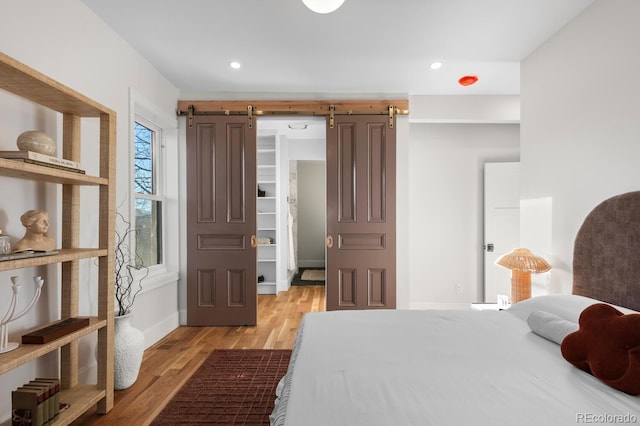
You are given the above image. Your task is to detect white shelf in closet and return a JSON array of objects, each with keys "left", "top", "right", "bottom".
[{"left": 257, "top": 136, "right": 278, "bottom": 295}]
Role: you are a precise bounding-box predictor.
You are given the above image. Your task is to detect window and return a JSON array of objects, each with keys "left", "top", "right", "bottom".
[{"left": 133, "top": 118, "right": 163, "bottom": 267}]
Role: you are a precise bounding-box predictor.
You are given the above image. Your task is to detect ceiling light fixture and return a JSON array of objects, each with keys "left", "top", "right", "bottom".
[
  {"left": 430, "top": 61, "right": 443, "bottom": 70},
  {"left": 458, "top": 75, "right": 478, "bottom": 86},
  {"left": 229, "top": 61, "right": 241, "bottom": 69},
  {"left": 302, "top": 0, "right": 345, "bottom": 14}
]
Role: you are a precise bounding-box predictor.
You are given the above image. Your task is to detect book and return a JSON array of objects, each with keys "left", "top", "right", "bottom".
[
  {"left": 30, "top": 379, "right": 60, "bottom": 422},
  {"left": 22, "top": 317, "right": 90, "bottom": 344},
  {"left": 12, "top": 158, "right": 86, "bottom": 174},
  {"left": 12, "top": 387, "right": 45, "bottom": 426},
  {"left": 0, "top": 150, "right": 80, "bottom": 169},
  {"left": 20, "top": 385, "right": 51, "bottom": 425},
  {"left": 33, "top": 379, "right": 60, "bottom": 420}
]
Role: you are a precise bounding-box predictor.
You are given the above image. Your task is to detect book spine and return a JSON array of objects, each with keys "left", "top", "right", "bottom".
[
  {"left": 29, "top": 151, "right": 80, "bottom": 169},
  {"left": 21, "top": 158, "right": 86, "bottom": 174},
  {"left": 29, "top": 381, "right": 58, "bottom": 422},
  {"left": 0, "top": 150, "right": 80, "bottom": 168},
  {"left": 32, "top": 379, "right": 60, "bottom": 419}
]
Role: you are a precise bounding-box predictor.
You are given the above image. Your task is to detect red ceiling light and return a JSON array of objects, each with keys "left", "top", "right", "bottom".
[{"left": 458, "top": 75, "right": 478, "bottom": 86}]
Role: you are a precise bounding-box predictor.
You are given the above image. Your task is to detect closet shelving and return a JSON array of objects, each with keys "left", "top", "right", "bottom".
[
  {"left": 0, "top": 51, "right": 115, "bottom": 424},
  {"left": 257, "top": 136, "right": 278, "bottom": 294}
]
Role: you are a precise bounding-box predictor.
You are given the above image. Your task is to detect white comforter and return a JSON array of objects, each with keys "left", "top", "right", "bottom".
[{"left": 271, "top": 295, "right": 640, "bottom": 426}]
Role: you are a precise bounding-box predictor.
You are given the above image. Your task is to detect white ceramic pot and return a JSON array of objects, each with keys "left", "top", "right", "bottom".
[
  {"left": 114, "top": 312, "right": 145, "bottom": 390},
  {"left": 16, "top": 130, "right": 56, "bottom": 155}
]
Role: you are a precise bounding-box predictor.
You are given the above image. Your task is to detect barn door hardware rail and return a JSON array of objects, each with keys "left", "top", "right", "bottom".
[{"left": 177, "top": 100, "right": 409, "bottom": 128}]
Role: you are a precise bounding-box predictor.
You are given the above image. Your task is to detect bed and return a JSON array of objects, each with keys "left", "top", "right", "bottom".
[{"left": 271, "top": 191, "right": 640, "bottom": 426}]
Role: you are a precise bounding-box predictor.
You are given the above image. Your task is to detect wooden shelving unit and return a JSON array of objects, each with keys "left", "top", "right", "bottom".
[{"left": 0, "top": 51, "right": 115, "bottom": 423}]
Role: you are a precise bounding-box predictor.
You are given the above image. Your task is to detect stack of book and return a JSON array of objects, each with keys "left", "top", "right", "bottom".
[
  {"left": 11, "top": 378, "right": 62, "bottom": 426},
  {"left": 0, "top": 150, "right": 85, "bottom": 174}
]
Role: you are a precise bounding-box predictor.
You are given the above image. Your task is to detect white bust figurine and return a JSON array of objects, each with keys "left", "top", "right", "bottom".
[{"left": 13, "top": 210, "right": 56, "bottom": 252}]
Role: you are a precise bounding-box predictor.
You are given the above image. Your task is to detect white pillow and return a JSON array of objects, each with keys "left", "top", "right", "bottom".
[
  {"left": 526, "top": 311, "right": 578, "bottom": 344},
  {"left": 507, "top": 294, "right": 638, "bottom": 323}
]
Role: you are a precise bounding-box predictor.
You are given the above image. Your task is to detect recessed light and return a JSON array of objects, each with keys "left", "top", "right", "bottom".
[
  {"left": 430, "top": 61, "right": 443, "bottom": 70},
  {"left": 229, "top": 61, "right": 241, "bottom": 69}
]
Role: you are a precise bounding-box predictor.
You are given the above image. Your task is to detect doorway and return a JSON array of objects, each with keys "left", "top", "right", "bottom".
[
  {"left": 257, "top": 114, "right": 397, "bottom": 311},
  {"left": 257, "top": 117, "right": 327, "bottom": 293},
  {"left": 483, "top": 162, "right": 520, "bottom": 303}
]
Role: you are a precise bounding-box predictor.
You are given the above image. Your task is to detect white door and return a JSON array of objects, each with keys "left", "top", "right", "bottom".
[{"left": 484, "top": 162, "right": 520, "bottom": 303}]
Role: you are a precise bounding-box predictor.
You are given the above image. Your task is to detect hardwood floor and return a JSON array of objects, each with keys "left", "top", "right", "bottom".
[{"left": 72, "top": 285, "right": 325, "bottom": 426}]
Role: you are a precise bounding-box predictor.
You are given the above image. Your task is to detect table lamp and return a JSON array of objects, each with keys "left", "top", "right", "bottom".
[{"left": 495, "top": 248, "right": 551, "bottom": 303}]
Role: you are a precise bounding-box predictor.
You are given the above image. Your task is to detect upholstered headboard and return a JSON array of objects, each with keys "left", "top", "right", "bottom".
[{"left": 573, "top": 191, "right": 640, "bottom": 312}]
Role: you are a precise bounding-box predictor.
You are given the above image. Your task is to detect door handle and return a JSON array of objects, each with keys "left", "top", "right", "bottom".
[
  {"left": 326, "top": 235, "right": 333, "bottom": 248},
  {"left": 486, "top": 243, "right": 494, "bottom": 252},
  {"left": 251, "top": 235, "right": 257, "bottom": 248}
]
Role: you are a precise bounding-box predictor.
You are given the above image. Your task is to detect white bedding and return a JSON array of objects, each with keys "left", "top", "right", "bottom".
[{"left": 271, "top": 295, "right": 640, "bottom": 426}]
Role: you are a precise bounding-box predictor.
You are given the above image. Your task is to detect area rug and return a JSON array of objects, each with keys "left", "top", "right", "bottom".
[
  {"left": 151, "top": 349, "right": 291, "bottom": 425},
  {"left": 291, "top": 267, "right": 326, "bottom": 285},
  {"left": 301, "top": 269, "right": 325, "bottom": 281}
]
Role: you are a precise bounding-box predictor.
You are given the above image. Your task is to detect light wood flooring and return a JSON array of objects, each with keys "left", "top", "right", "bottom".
[{"left": 72, "top": 284, "right": 325, "bottom": 426}]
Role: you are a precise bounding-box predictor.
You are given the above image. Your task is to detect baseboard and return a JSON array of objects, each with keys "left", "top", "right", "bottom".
[
  {"left": 144, "top": 310, "right": 180, "bottom": 348},
  {"left": 277, "top": 278, "right": 291, "bottom": 293}
]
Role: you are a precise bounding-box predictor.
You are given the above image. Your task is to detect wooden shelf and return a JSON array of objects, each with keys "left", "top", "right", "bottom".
[
  {"left": 0, "top": 158, "right": 107, "bottom": 185},
  {"left": 0, "top": 51, "right": 115, "bottom": 420},
  {"left": 0, "top": 317, "right": 106, "bottom": 374},
  {"left": 0, "top": 248, "right": 108, "bottom": 272},
  {"left": 0, "top": 384, "right": 105, "bottom": 426},
  {"left": 0, "top": 52, "right": 112, "bottom": 117}
]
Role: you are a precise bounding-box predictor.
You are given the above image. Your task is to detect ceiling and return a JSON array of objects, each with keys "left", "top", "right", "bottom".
[{"left": 82, "top": 0, "right": 595, "bottom": 99}]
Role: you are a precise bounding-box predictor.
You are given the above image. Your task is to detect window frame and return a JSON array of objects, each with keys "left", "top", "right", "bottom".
[
  {"left": 130, "top": 113, "right": 166, "bottom": 273},
  {"left": 127, "top": 88, "right": 180, "bottom": 295}
]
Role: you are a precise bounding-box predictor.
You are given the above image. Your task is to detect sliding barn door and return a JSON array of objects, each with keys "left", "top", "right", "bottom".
[
  {"left": 186, "top": 115, "right": 257, "bottom": 326},
  {"left": 326, "top": 115, "right": 396, "bottom": 310}
]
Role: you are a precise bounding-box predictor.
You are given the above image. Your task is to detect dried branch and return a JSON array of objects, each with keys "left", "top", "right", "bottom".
[{"left": 114, "top": 210, "right": 149, "bottom": 316}]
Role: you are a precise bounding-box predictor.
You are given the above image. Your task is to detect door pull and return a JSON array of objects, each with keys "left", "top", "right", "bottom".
[
  {"left": 251, "top": 235, "right": 257, "bottom": 248},
  {"left": 326, "top": 235, "right": 334, "bottom": 248}
]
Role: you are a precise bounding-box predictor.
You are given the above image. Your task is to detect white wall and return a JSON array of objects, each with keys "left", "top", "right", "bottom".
[
  {"left": 520, "top": 0, "right": 640, "bottom": 295},
  {"left": 407, "top": 121, "right": 520, "bottom": 308},
  {"left": 0, "top": 1, "right": 180, "bottom": 421},
  {"left": 297, "top": 161, "right": 326, "bottom": 267}
]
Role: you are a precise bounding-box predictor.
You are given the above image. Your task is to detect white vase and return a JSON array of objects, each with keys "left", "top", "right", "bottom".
[{"left": 114, "top": 312, "right": 145, "bottom": 390}]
